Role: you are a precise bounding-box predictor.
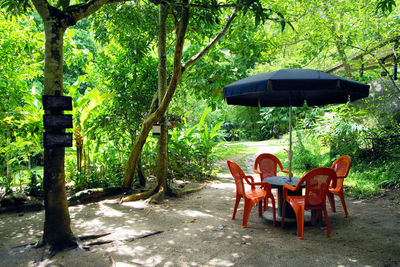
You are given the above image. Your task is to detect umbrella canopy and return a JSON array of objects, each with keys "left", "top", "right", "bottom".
[
  {"left": 224, "top": 69, "right": 369, "bottom": 107},
  {"left": 223, "top": 69, "right": 370, "bottom": 179}
]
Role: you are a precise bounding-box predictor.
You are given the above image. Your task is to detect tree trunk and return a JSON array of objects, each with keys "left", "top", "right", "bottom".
[
  {"left": 122, "top": 5, "right": 236, "bottom": 190},
  {"left": 122, "top": 1, "right": 180, "bottom": 190},
  {"left": 155, "top": 3, "right": 169, "bottom": 200},
  {"left": 156, "top": 118, "right": 168, "bottom": 199},
  {"left": 322, "top": 3, "right": 352, "bottom": 78},
  {"left": 334, "top": 40, "right": 353, "bottom": 78},
  {"left": 41, "top": 18, "right": 77, "bottom": 252},
  {"left": 137, "top": 155, "right": 146, "bottom": 187},
  {"left": 122, "top": 116, "right": 156, "bottom": 188},
  {"left": 75, "top": 127, "right": 83, "bottom": 172},
  {"left": 6, "top": 131, "right": 12, "bottom": 193},
  {"left": 30, "top": 0, "right": 110, "bottom": 253}
]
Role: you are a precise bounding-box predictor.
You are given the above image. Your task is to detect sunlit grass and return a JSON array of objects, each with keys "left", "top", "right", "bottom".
[{"left": 214, "top": 141, "right": 258, "bottom": 160}]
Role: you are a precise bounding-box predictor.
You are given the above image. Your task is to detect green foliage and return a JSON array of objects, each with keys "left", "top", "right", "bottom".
[
  {"left": 347, "top": 160, "right": 400, "bottom": 198},
  {"left": 65, "top": 145, "right": 126, "bottom": 191},
  {"left": 2, "top": 0, "right": 400, "bottom": 199},
  {"left": 219, "top": 106, "right": 265, "bottom": 141},
  {"left": 276, "top": 131, "right": 400, "bottom": 198},
  {"left": 259, "top": 107, "right": 290, "bottom": 139},
  {"left": 141, "top": 108, "right": 225, "bottom": 182},
  {"left": 376, "top": 0, "right": 397, "bottom": 14},
  {"left": 291, "top": 130, "right": 330, "bottom": 173},
  {"left": 168, "top": 108, "right": 225, "bottom": 179},
  {"left": 27, "top": 169, "right": 43, "bottom": 196},
  {"left": 312, "top": 105, "right": 369, "bottom": 161}
]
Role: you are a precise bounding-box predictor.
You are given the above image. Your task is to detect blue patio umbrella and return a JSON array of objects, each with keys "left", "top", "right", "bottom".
[{"left": 223, "top": 69, "right": 370, "bottom": 179}]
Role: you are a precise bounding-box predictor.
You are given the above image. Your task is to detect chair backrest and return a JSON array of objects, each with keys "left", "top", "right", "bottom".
[
  {"left": 254, "top": 153, "right": 281, "bottom": 179},
  {"left": 331, "top": 155, "right": 351, "bottom": 189},
  {"left": 299, "top": 167, "right": 336, "bottom": 207},
  {"left": 227, "top": 160, "right": 246, "bottom": 196}
]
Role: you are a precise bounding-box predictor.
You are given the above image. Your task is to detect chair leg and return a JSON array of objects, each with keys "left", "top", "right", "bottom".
[
  {"left": 242, "top": 199, "right": 255, "bottom": 228},
  {"left": 323, "top": 206, "right": 331, "bottom": 237},
  {"left": 271, "top": 195, "right": 276, "bottom": 227},
  {"left": 318, "top": 209, "right": 323, "bottom": 222},
  {"left": 311, "top": 210, "right": 317, "bottom": 226},
  {"left": 338, "top": 192, "right": 349, "bottom": 217},
  {"left": 281, "top": 200, "right": 286, "bottom": 228},
  {"left": 328, "top": 192, "right": 336, "bottom": 212},
  {"left": 264, "top": 197, "right": 269, "bottom": 211},
  {"left": 258, "top": 199, "right": 263, "bottom": 217},
  {"left": 232, "top": 194, "right": 241, "bottom": 220},
  {"left": 294, "top": 206, "right": 305, "bottom": 240}
]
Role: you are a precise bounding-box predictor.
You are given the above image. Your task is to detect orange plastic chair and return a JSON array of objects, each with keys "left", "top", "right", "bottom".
[
  {"left": 281, "top": 167, "right": 337, "bottom": 239},
  {"left": 227, "top": 160, "right": 276, "bottom": 227},
  {"left": 254, "top": 153, "right": 292, "bottom": 206},
  {"left": 328, "top": 155, "right": 351, "bottom": 217},
  {"left": 254, "top": 153, "right": 291, "bottom": 180}
]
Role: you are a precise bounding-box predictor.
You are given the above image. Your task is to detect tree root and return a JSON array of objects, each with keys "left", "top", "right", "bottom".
[
  {"left": 120, "top": 181, "right": 206, "bottom": 203},
  {"left": 149, "top": 186, "right": 165, "bottom": 203},
  {"left": 120, "top": 182, "right": 158, "bottom": 203},
  {"left": 169, "top": 184, "right": 207, "bottom": 198},
  {"left": 68, "top": 187, "right": 125, "bottom": 206}
]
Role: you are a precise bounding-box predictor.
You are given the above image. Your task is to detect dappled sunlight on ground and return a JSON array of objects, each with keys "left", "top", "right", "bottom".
[
  {"left": 1, "top": 141, "right": 400, "bottom": 266},
  {"left": 176, "top": 209, "right": 213, "bottom": 218}
]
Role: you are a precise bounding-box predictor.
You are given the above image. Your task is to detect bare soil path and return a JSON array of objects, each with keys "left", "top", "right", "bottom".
[{"left": 1, "top": 140, "right": 400, "bottom": 266}]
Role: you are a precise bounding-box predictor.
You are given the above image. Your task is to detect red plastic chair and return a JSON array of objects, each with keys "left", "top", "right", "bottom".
[
  {"left": 328, "top": 155, "right": 351, "bottom": 217},
  {"left": 254, "top": 153, "right": 291, "bottom": 179},
  {"left": 254, "top": 153, "right": 292, "bottom": 207},
  {"left": 227, "top": 160, "right": 276, "bottom": 227},
  {"left": 281, "top": 167, "right": 337, "bottom": 239}
]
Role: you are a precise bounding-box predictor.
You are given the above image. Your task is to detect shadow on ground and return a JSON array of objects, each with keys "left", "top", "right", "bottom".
[{"left": 1, "top": 141, "right": 399, "bottom": 266}]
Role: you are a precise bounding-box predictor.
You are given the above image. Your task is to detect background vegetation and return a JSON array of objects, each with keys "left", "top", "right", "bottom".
[{"left": 1, "top": 0, "right": 399, "bottom": 199}]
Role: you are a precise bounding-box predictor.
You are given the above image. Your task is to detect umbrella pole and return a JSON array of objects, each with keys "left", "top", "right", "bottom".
[{"left": 289, "top": 106, "right": 293, "bottom": 180}]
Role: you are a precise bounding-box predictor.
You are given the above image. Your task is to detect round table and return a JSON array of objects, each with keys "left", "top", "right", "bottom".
[{"left": 262, "top": 176, "right": 308, "bottom": 223}]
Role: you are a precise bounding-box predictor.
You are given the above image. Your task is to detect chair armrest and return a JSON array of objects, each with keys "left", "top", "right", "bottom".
[
  {"left": 245, "top": 175, "right": 255, "bottom": 183},
  {"left": 254, "top": 169, "right": 262, "bottom": 175},
  {"left": 249, "top": 181, "right": 272, "bottom": 191},
  {"left": 330, "top": 176, "right": 342, "bottom": 188},
  {"left": 244, "top": 175, "right": 256, "bottom": 189},
  {"left": 283, "top": 184, "right": 296, "bottom": 192}
]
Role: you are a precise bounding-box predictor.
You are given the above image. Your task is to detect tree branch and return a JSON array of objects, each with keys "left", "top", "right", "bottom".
[
  {"left": 31, "top": 0, "right": 51, "bottom": 18},
  {"left": 65, "top": 0, "right": 110, "bottom": 24},
  {"left": 149, "top": 0, "right": 256, "bottom": 10},
  {"left": 183, "top": 8, "right": 238, "bottom": 71}
]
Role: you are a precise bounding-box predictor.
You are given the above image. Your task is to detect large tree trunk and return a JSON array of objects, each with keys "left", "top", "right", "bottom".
[
  {"left": 30, "top": 0, "right": 110, "bottom": 253},
  {"left": 41, "top": 17, "right": 77, "bottom": 251}
]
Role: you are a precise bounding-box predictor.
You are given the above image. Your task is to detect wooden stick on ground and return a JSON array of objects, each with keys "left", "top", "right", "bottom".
[
  {"left": 78, "top": 233, "right": 111, "bottom": 241},
  {"left": 125, "top": 230, "right": 164, "bottom": 242}
]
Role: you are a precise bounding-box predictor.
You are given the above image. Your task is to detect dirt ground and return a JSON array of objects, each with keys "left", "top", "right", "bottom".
[{"left": 1, "top": 141, "right": 400, "bottom": 267}]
